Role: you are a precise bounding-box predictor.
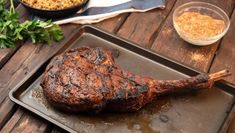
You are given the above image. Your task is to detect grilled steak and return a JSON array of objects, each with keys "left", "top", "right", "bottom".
[{"left": 40, "top": 47, "right": 230, "bottom": 113}]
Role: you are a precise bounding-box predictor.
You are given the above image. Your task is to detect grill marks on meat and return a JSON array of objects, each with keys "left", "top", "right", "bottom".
[{"left": 40, "top": 47, "right": 229, "bottom": 113}]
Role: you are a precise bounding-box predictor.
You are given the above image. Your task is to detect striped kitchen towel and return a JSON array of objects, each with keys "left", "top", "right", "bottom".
[{"left": 55, "top": 0, "right": 165, "bottom": 25}]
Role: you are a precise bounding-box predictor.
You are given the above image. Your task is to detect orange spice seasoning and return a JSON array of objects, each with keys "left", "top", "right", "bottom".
[{"left": 175, "top": 12, "right": 225, "bottom": 39}]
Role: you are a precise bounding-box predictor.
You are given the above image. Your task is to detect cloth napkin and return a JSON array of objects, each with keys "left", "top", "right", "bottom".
[{"left": 54, "top": 0, "right": 165, "bottom": 25}]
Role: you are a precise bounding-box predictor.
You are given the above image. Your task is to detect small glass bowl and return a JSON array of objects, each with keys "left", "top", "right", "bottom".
[{"left": 173, "top": 2, "right": 230, "bottom": 46}]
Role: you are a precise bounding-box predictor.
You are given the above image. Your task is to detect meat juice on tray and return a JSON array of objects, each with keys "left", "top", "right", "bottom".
[{"left": 40, "top": 47, "right": 230, "bottom": 113}]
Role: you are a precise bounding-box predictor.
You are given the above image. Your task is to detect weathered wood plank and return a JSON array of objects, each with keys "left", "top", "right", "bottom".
[
  {"left": 95, "top": 14, "right": 129, "bottom": 33},
  {"left": 0, "top": 23, "right": 78, "bottom": 130},
  {"left": 0, "top": 48, "right": 16, "bottom": 69},
  {"left": 0, "top": 98, "right": 17, "bottom": 130},
  {"left": 228, "top": 118, "right": 235, "bottom": 133},
  {"left": 227, "top": 119, "right": 235, "bottom": 133},
  {"left": 0, "top": 8, "right": 127, "bottom": 132},
  {"left": 151, "top": 0, "right": 235, "bottom": 72},
  {"left": 0, "top": 1, "right": 177, "bottom": 132},
  {"left": 223, "top": 105, "right": 235, "bottom": 133},
  {"left": 1, "top": 1, "right": 234, "bottom": 133},
  {"left": 0, "top": 24, "right": 78, "bottom": 104},
  {"left": 0, "top": 4, "right": 80, "bottom": 129},
  {"left": 0, "top": 49, "right": 12, "bottom": 62},
  {"left": 210, "top": 8, "right": 235, "bottom": 84},
  {"left": 0, "top": 107, "right": 24, "bottom": 133},
  {"left": 0, "top": 5, "right": 30, "bottom": 70},
  {"left": 117, "top": 0, "right": 176, "bottom": 48},
  {"left": 4, "top": 109, "right": 48, "bottom": 133},
  {"left": 210, "top": 7, "right": 235, "bottom": 133}
]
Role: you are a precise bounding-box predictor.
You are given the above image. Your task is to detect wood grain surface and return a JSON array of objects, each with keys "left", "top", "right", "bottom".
[
  {"left": 0, "top": 0, "right": 235, "bottom": 132},
  {"left": 210, "top": 7, "right": 235, "bottom": 84},
  {"left": 210, "top": 6, "right": 235, "bottom": 133},
  {"left": 117, "top": 0, "right": 176, "bottom": 48},
  {"left": 0, "top": 5, "right": 29, "bottom": 69},
  {"left": 151, "top": 0, "right": 235, "bottom": 72}
]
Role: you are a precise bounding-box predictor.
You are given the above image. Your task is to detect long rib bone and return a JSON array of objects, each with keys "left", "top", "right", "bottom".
[
  {"left": 209, "top": 69, "right": 231, "bottom": 81},
  {"left": 155, "top": 69, "right": 231, "bottom": 94}
]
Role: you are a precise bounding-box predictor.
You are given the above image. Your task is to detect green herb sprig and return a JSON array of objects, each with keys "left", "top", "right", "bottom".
[{"left": 0, "top": 0, "right": 64, "bottom": 48}]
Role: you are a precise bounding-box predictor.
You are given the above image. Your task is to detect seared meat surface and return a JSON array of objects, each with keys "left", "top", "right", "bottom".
[{"left": 40, "top": 47, "right": 229, "bottom": 113}]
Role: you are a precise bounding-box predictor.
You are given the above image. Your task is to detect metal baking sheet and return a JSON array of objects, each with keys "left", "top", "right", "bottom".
[{"left": 9, "top": 25, "right": 235, "bottom": 133}]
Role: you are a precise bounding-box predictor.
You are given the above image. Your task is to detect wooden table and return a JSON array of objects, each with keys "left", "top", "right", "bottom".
[{"left": 0, "top": 0, "right": 234, "bottom": 132}]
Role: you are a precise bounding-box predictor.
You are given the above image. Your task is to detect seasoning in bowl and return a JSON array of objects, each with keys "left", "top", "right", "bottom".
[
  {"left": 173, "top": 2, "right": 230, "bottom": 46},
  {"left": 175, "top": 12, "right": 225, "bottom": 40}
]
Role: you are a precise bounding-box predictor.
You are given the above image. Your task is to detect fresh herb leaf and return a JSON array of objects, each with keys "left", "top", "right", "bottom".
[{"left": 0, "top": 0, "right": 64, "bottom": 48}]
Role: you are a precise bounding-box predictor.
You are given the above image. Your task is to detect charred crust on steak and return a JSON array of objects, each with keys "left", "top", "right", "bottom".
[{"left": 41, "top": 47, "right": 215, "bottom": 113}]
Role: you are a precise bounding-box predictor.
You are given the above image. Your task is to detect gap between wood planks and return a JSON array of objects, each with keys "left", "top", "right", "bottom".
[
  {"left": 209, "top": 6, "right": 235, "bottom": 84},
  {"left": 116, "top": 0, "right": 177, "bottom": 49},
  {"left": 112, "top": 14, "right": 131, "bottom": 34},
  {"left": 147, "top": 0, "right": 178, "bottom": 49},
  {"left": 207, "top": 4, "right": 235, "bottom": 74}
]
